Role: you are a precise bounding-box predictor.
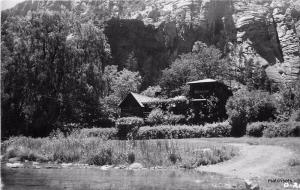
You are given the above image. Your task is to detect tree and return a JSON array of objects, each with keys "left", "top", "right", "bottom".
[
  {"left": 102, "top": 66, "right": 142, "bottom": 119},
  {"left": 244, "top": 59, "right": 271, "bottom": 91},
  {"left": 125, "top": 51, "right": 138, "bottom": 71},
  {"left": 141, "top": 85, "right": 162, "bottom": 97},
  {"left": 111, "top": 69, "right": 142, "bottom": 100},
  {"left": 160, "top": 41, "right": 228, "bottom": 97},
  {"left": 1, "top": 10, "right": 111, "bottom": 137}
]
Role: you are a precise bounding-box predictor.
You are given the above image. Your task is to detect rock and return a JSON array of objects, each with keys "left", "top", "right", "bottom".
[
  {"left": 115, "top": 165, "right": 126, "bottom": 169},
  {"left": 61, "top": 163, "right": 73, "bottom": 168},
  {"left": 245, "top": 179, "right": 260, "bottom": 190},
  {"left": 32, "top": 161, "right": 39, "bottom": 165},
  {"left": 224, "top": 183, "right": 233, "bottom": 189},
  {"left": 202, "top": 148, "right": 212, "bottom": 153},
  {"left": 8, "top": 157, "right": 21, "bottom": 163},
  {"left": 45, "top": 165, "right": 60, "bottom": 169},
  {"left": 33, "top": 165, "right": 41, "bottom": 169},
  {"left": 128, "top": 162, "right": 144, "bottom": 170},
  {"left": 6, "top": 163, "right": 24, "bottom": 168},
  {"left": 100, "top": 165, "right": 114, "bottom": 170}
]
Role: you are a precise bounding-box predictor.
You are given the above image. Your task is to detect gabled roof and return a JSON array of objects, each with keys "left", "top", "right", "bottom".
[
  {"left": 187, "top": 78, "right": 217, "bottom": 84},
  {"left": 131, "top": 92, "right": 160, "bottom": 107},
  {"left": 121, "top": 92, "right": 160, "bottom": 107}
]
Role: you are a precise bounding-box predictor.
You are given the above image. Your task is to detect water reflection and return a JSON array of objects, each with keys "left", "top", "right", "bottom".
[{"left": 2, "top": 166, "right": 244, "bottom": 190}]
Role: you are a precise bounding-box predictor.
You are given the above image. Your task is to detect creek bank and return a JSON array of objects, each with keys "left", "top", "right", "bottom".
[{"left": 3, "top": 160, "right": 169, "bottom": 171}]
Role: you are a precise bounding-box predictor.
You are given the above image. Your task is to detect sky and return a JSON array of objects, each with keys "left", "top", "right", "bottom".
[{"left": 1, "top": 0, "right": 25, "bottom": 10}]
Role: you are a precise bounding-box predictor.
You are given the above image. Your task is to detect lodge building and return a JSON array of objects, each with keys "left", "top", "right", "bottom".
[{"left": 118, "top": 79, "right": 233, "bottom": 122}]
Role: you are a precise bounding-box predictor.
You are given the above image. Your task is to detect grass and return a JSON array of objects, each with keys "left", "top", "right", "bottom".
[{"left": 1, "top": 131, "right": 238, "bottom": 168}]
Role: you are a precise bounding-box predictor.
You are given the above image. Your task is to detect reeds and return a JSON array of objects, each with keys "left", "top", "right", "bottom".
[{"left": 2, "top": 131, "right": 238, "bottom": 168}]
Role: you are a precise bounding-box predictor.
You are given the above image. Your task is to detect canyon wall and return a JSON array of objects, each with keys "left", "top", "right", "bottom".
[{"left": 2, "top": 0, "right": 300, "bottom": 85}]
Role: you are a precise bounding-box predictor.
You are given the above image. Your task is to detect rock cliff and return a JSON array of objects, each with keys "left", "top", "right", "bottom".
[{"left": 2, "top": 0, "right": 300, "bottom": 84}]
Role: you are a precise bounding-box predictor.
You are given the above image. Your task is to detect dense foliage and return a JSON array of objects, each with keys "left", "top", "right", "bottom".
[
  {"left": 146, "top": 108, "right": 186, "bottom": 126},
  {"left": 1, "top": 11, "right": 111, "bottom": 137},
  {"left": 0, "top": 8, "right": 145, "bottom": 138},
  {"left": 246, "top": 122, "right": 274, "bottom": 137},
  {"left": 273, "top": 79, "right": 300, "bottom": 121},
  {"left": 262, "top": 122, "right": 300, "bottom": 138},
  {"left": 159, "top": 42, "right": 229, "bottom": 97},
  {"left": 226, "top": 89, "right": 277, "bottom": 137},
  {"left": 136, "top": 121, "right": 231, "bottom": 139},
  {"left": 79, "top": 128, "right": 117, "bottom": 139},
  {"left": 116, "top": 117, "right": 144, "bottom": 139}
]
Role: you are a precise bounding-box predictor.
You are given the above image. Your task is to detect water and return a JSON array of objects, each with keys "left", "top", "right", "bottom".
[{"left": 1, "top": 166, "right": 245, "bottom": 190}]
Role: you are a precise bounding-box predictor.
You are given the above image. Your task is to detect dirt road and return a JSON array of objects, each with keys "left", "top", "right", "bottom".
[{"left": 197, "top": 143, "right": 294, "bottom": 179}]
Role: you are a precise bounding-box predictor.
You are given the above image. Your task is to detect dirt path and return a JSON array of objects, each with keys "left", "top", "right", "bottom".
[{"left": 197, "top": 143, "right": 294, "bottom": 179}]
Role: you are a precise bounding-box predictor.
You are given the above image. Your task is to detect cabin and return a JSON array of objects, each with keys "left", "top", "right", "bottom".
[
  {"left": 119, "top": 79, "right": 232, "bottom": 122},
  {"left": 118, "top": 92, "right": 160, "bottom": 118},
  {"left": 187, "top": 79, "right": 233, "bottom": 121},
  {"left": 187, "top": 79, "right": 232, "bottom": 101}
]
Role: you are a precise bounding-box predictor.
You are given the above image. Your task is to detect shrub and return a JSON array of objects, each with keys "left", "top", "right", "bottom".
[
  {"left": 86, "top": 147, "right": 113, "bottom": 166},
  {"left": 246, "top": 122, "right": 274, "bottom": 137},
  {"left": 263, "top": 122, "right": 300, "bottom": 137},
  {"left": 274, "top": 80, "right": 300, "bottom": 121},
  {"left": 168, "top": 153, "right": 181, "bottom": 164},
  {"left": 180, "top": 145, "right": 237, "bottom": 168},
  {"left": 5, "top": 145, "right": 48, "bottom": 162},
  {"left": 165, "top": 114, "right": 186, "bottom": 125},
  {"left": 226, "top": 89, "right": 277, "bottom": 137},
  {"left": 116, "top": 117, "right": 144, "bottom": 139},
  {"left": 204, "top": 121, "right": 232, "bottom": 137},
  {"left": 290, "top": 109, "right": 300, "bottom": 122},
  {"left": 136, "top": 121, "right": 231, "bottom": 139},
  {"left": 79, "top": 128, "right": 117, "bottom": 139},
  {"left": 146, "top": 108, "right": 166, "bottom": 125},
  {"left": 51, "top": 138, "right": 82, "bottom": 163},
  {"left": 127, "top": 152, "right": 135, "bottom": 164}
]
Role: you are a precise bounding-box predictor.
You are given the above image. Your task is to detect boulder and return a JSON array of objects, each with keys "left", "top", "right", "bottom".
[
  {"left": 6, "top": 163, "right": 24, "bottom": 168},
  {"left": 115, "top": 165, "right": 126, "bottom": 169},
  {"left": 100, "top": 165, "right": 114, "bottom": 170},
  {"left": 245, "top": 179, "right": 260, "bottom": 190},
  {"left": 128, "top": 162, "right": 144, "bottom": 170},
  {"left": 61, "top": 163, "right": 73, "bottom": 168}
]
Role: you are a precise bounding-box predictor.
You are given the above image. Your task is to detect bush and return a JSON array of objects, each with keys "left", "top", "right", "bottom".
[
  {"left": 246, "top": 122, "right": 274, "bottom": 137},
  {"left": 165, "top": 114, "right": 186, "bottom": 125},
  {"left": 136, "top": 121, "right": 232, "bottom": 139},
  {"left": 5, "top": 145, "right": 48, "bottom": 162},
  {"left": 86, "top": 147, "right": 113, "bottom": 166},
  {"left": 263, "top": 122, "right": 300, "bottom": 137},
  {"left": 146, "top": 108, "right": 165, "bottom": 125},
  {"left": 79, "top": 128, "right": 117, "bottom": 139},
  {"left": 290, "top": 109, "right": 300, "bottom": 122},
  {"left": 204, "top": 121, "right": 232, "bottom": 137},
  {"left": 116, "top": 117, "right": 144, "bottom": 139},
  {"left": 274, "top": 80, "right": 300, "bottom": 121},
  {"left": 226, "top": 90, "right": 277, "bottom": 137},
  {"left": 146, "top": 108, "right": 186, "bottom": 125}
]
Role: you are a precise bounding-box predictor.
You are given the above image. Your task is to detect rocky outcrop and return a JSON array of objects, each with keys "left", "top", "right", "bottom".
[{"left": 3, "top": 0, "right": 300, "bottom": 84}]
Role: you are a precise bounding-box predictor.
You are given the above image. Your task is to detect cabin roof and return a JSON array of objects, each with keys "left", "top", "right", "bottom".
[
  {"left": 120, "top": 92, "right": 160, "bottom": 108},
  {"left": 187, "top": 78, "right": 217, "bottom": 84}
]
